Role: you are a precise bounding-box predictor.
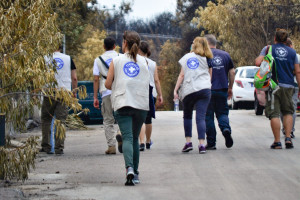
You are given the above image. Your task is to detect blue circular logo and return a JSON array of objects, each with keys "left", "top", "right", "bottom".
[
  {"left": 187, "top": 57, "right": 199, "bottom": 69},
  {"left": 212, "top": 56, "right": 223, "bottom": 66},
  {"left": 123, "top": 62, "right": 140, "bottom": 77},
  {"left": 53, "top": 58, "right": 64, "bottom": 70},
  {"left": 275, "top": 47, "right": 288, "bottom": 58},
  {"left": 105, "top": 58, "right": 112, "bottom": 66}
]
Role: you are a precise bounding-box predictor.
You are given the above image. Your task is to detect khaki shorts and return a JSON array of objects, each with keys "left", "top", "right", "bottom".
[{"left": 265, "top": 87, "right": 295, "bottom": 119}]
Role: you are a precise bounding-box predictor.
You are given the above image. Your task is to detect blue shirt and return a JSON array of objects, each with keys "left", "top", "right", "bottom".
[
  {"left": 260, "top": 44, "right": 298, "bottom": 87},
  {"left": 208, "top": 48, "right": 234, "bottom": 90}
]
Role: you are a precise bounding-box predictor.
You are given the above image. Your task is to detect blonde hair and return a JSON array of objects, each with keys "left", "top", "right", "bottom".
[{"left": 191, "top": 37, "right": 213, "bottom": 59}]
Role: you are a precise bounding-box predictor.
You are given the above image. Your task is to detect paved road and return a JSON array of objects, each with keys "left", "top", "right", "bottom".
[{"left": 2, "top": 110, "right": 300, "bottom": 200}]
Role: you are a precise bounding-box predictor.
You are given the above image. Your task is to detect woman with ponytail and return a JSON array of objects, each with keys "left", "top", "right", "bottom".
[{"left": 105, "top": 31, "right": 150, "bottom": 186}]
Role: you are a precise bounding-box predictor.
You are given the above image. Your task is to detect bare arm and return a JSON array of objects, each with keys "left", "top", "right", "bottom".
[
  {"left": 295, "top": 63, "right": 300, "bottom": 88},
  {"left": 71, "top": 69, "right": 78, "bottom": 96},
  {"left": 228, "top": 68, "right": 235, "bottom": 100},
  {"left": 173, "top": 67, "right": 184, "bottom": 100},
  {"left": 93, "top": 75, "right": 100, "bottom": 109},
  {"left": 255, "top": 55, "right": 264, "bottom": 66},
  {"left": 154, "top": 66, "right": 163, "bottom": 105},
  {"left": 209, "top": 68, "right": 212, "bottom": 78},
  {"left": 105, "top": 61, "right": 114, "bottom": 90}
]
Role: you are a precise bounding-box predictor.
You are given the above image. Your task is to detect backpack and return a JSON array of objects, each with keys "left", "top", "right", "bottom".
[{"left": 254, "top": 45, "right": 278, "bottom": 91}]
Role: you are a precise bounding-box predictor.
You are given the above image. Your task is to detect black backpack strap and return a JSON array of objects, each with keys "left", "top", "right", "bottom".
[
  {"left": 99, "top": 56, "right": 110, "bottom": 69},
  {"left": 98, "top": 56, "right": 109, "bottom": 79}
]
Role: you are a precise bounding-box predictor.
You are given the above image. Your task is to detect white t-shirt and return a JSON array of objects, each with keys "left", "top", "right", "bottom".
[{"left": 93, "top": 50, "right": 119, "bottom": 98}]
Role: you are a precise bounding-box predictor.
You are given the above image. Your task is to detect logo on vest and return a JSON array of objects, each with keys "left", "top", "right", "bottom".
[
  {"left": 53, "top": 58, "right": 64, "bottom": 70},
  {"left": 212, "top": 56, "right": 223, "bottom": 66},
  {"left": 105, "top": 58, "right": 112, "bottom": 66},
  {"left": 187, "top": 57, "right": 199, "bottom": 69},
  {"left": 123, "top": 62, "right": 140, "bottom": 77},
  {"left": 275, "top": 47, "right": 288, "bottom": 58}
]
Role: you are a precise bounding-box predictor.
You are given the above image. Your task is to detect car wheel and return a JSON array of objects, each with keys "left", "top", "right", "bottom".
[
  {"left": 254, "top": 95, "right": 264, "bottom": 115},
  {"left": 232, "top": 99, "right": 238, "bottom": 110}
]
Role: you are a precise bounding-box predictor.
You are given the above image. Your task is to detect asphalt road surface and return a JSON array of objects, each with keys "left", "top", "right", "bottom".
[{"left": 1, "top": 110, "right": 300, "bottom": 200}]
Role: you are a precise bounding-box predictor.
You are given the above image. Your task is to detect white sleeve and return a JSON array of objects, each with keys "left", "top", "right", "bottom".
[{"left": 93, "top": 59, "right": 100, "bottom": 76}]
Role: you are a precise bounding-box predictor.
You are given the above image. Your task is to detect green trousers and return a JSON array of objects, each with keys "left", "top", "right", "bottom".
[{"left": 114, "top": 107, "right": 147, "bottom": 174}]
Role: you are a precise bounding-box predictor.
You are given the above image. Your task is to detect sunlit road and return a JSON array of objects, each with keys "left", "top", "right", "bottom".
[{"left": 3, "top": 110, "right": 300, "bottom": 200}]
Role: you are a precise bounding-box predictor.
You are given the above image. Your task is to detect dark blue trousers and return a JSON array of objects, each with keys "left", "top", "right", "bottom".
[{"left": 205, "top": 90, "right": 231, "bottom": 146}]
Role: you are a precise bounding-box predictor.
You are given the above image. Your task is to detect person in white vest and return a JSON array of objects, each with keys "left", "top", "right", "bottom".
[
  {"left": 138, "top": 41, "right": 163, "bottom": 151},
  {"left": 174, "top": 37, "right": 213, "bottom": 154},
  {"left": 41, "top": 46, "right": 78, "bottom": 155},
  {"left": 93, "top": 37, "right": 119, "bottom": 154},
  {"left": 105, "top": 31, "right": 150, "bottom": 186}
]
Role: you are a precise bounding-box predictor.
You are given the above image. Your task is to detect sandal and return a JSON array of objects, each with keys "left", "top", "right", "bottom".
[
  {"left": 285, "top": 137, "right": 294, "bottom": 149},
  {"left": 270, "top": 142, "right": 282, "bottom": 149}
]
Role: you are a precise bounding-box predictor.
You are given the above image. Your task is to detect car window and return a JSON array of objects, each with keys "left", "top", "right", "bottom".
[
  {"left": 239, "top": 69, "right": 244, "bottom": 78},
  {"left": 245, "top": 68, "right": 259, "bottom": 78}
]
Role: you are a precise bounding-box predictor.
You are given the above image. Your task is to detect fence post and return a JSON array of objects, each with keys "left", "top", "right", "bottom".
[{"left": 0, "top": 114, "right": 5, "bottom": 146}]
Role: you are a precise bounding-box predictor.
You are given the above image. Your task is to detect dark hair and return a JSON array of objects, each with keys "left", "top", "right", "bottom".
[
  {"left": 204, "top": 34, "right": 217, "bottom": 47},
  {"left": 140, "top": 41, "right": 151, "bottom": 57},
  {"left": 104, "top": 37, "right": 116, "bottom": 50},
  {"left": 123, "top": 31, "right": 140, "bottom": 62},
  {"left": 275, "top": 28, "right": 288, "bottom": 43},
  {"left": 286, "top": 38, "right": 293, "bottom": 47}
]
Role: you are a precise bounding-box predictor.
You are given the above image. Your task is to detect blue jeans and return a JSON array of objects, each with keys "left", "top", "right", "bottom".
[
  {"left": 205, "top": 90, "right": 231, "bottom": 146},
  {"left": 182, "top": 89, "right": 211, "bottom": 140}
]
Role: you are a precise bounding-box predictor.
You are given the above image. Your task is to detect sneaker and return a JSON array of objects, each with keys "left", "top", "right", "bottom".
[
  {"left": 199, "top": 145, "right": 206, "bottom": 154},
  {"left": 116, "top": 133, "right": 123, "bottom": 153},
  {"left": 182, "top": 142, "right": 193, "bottom": 152},
  {"left": 105, "top": 146, "right": 116, "bottom": 154},
  {"left": 222, "top": 129, "right": 233, "bottom": 148},
  {"left": 125, "top": 167, "right": 135, "bottom": 186},
  {"left": 291, "top": 132, "right": 295, "bottom": 139},
  {"left": 146, "top": 141, "right": 153, "bottom": 149},
  {"left": 139, "top": 143, "right": 145, "bottom": 151},
  {"left": 133, "top": 174, "right": 140, "bottom": 184},
  {"left": 205, "top": 144, "right": 217, "bottom": 150},
  {"left": 54, "top": 149, "right": 63, "bottom": 155}
]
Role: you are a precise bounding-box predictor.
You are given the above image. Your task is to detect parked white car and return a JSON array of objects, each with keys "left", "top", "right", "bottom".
[{"left": 231, "top": 66, "right": 259, "bottom": 109}]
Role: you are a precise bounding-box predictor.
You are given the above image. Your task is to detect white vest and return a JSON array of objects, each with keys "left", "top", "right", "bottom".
[
  {"left": 95, "top": 50, "right": 119, "bottom": 95},
  {"left": 178, "top": 52, "right": 211, "bottom": 100},
  {"left": 146, "top": 57, "right": 158, "bottom": 97},
  {"left": 111, "top": 54, "right": 150, "bottom": 111},
  {"left": 52, "top": 52, "right": 71, "bottom": 91}
]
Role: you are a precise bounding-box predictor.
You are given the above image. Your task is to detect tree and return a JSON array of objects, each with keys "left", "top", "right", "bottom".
[
  {"left": 74, "top": 25, "right": 107, "bottom": 81},
  {"left": 194, "top": 0, "right": 300, "bottom": 66},
  {"left": 158, "top": 40, "right": 182, "bottom": 110},
  {"left": 0, "top": 0, "right": 86, "bottom": 181}
]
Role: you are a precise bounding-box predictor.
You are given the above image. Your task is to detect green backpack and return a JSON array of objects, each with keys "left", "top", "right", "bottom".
[{"left": 254, "top": 45, "right": 278, "bottom": 91}]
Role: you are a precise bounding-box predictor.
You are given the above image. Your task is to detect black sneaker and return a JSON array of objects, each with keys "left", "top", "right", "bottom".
[
  {"left": 205, "top": 144, "right": 217, "bottom": 150},
  {"left": 116, "top": 134, "right": 123, "bottom": 153},
  {"left": 291, "top": 132, "right": 295, "bottom": 138},
  {"left": 139, "top": 143, "right": 145, "bottom": 151},
  {"left": 222, "top": 129, "right": 233, "bottom": 148},
  {"left": 55, "top": 149, "right": 64, "bottom": 155},
  {"left": 146, "top": 141, "right": 153, "bottom": 149}
]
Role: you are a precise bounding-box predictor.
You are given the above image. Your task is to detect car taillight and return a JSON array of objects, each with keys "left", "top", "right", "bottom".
[{"left": 235, "top": 80, "right": 244, "bottom": 88}]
